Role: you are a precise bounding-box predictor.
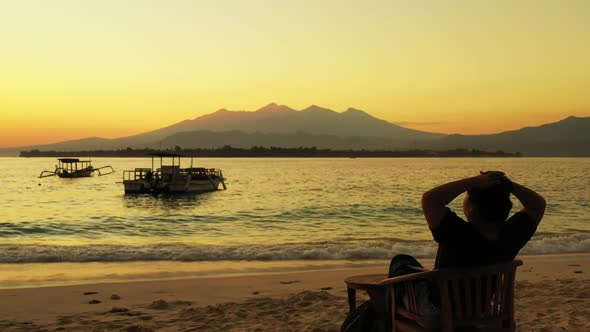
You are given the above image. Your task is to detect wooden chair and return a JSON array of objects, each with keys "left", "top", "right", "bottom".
[{"left": 379, "top": 260, "right": 522, "bottom": 332}]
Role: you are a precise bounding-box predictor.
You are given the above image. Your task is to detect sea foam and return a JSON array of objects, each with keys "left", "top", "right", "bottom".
[{"left": 1, "top": 233, "right": 587, "bottom": 263}]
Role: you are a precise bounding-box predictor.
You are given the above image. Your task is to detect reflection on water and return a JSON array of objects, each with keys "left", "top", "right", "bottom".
[
  {"left": 0, "top": 157, "right": 588, "bottom": 258},
  {"left": 122, "top": 192, "right": 214, "bottom": 211}
]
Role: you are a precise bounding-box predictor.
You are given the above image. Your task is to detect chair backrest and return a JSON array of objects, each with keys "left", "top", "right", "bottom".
[
  {"left": 391, "top": 260, "right": 522, "bottom": 332},
  {"left": 436, "top": 261, "right": 521, "bottom": 331}
]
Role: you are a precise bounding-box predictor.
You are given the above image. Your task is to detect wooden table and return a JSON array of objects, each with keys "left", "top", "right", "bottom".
[{"left": 344, "top": 273, "right": 389, "bottom": 331}]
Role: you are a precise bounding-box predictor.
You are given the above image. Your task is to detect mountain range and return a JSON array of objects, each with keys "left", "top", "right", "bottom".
[{"left": 3, "top": 103, "right": 589, "bottom": 156}]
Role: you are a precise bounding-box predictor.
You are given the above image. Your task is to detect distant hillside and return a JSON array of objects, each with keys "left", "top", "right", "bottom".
[
  {"left": 432, "top": 116, "right": 590, "bottom": 156},
  {"left": 1, "top": 103, "right": 589, "bottom": 156},
  {"left": 0, "top": 137, "right": 115, "bottom": 157}
]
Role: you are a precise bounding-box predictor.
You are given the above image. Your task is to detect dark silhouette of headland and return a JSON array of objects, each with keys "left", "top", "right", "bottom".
[{"left": 20, "top": 146, "right": 520, "bottom": 158}]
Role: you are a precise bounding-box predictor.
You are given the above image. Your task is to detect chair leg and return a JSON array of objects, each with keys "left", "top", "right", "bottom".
[
  {"left": 390, "top": 285, "right": 396, "bottom": 332},
  {"left": 504, "top": 317, "right": 516, "bottom": 332},
  {"left": 347, "top": 288, "right": 356, "bottom": 313}
]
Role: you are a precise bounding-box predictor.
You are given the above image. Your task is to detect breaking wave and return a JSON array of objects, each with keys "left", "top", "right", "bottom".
[{"left": 1, "top": 233, "right": 588, "bottom": 263}]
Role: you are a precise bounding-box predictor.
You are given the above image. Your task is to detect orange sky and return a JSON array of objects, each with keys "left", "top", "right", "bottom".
[{"left": 1, "top": 0, "right": 589, "bottom": 148}]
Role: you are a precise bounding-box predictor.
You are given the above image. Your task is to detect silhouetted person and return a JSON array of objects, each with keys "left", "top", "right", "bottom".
[
  {"left": 387, "top": 171, "right": 546, "bottom": 319},
  {"left": 422, "top": 171, "right": 546, "bottom": 269}
]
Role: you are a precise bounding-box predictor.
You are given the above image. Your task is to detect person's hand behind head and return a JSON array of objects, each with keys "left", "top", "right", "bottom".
[
  {"left": 479, "top": 170, "right": 505, "bottom": 177},
  {"left": 473, "top": 171, "right": 511, "bottom": 189}
]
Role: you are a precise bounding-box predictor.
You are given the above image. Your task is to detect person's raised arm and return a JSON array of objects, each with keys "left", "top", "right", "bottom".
[
  {"left": 511, "top": 181, "right": 546, "bottom": 225},
  {"left": 421, "top": 172, "right": 505, "bottom": 230}
]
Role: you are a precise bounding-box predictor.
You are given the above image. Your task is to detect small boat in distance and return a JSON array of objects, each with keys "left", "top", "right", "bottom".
[
  {"left": 39, "top": 158, "right": 115, "bottom": 178},
  {"left": 122, "top": 153, "right": 226, "bottom": 194}
]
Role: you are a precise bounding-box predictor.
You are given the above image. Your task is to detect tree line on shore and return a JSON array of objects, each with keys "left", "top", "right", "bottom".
[{"left": 20, "top": 146, "right": 521, "bottom": 158}]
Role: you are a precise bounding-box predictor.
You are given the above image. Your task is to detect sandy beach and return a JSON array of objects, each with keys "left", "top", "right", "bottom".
[{"left": 0, "top": 253, "right": 588, "bottom": 332}]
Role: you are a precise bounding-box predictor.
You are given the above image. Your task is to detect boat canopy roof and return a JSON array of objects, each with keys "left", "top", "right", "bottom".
[
  {"left": 58, "top": 158, "right": 90, "bottom": 163},
  {"left": 150, "top": 152, "right": 188, "bottom": 158}
]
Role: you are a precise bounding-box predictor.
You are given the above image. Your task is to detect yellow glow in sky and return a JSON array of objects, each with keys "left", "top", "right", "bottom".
[{"left": 1, "top": 0, "right": 589, "bottom": 147}]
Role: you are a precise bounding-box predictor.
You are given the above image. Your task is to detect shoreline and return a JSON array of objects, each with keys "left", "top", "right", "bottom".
[
  {"left": 0, "top": 253, "right": 588, "bottom": 331},
  {"left": 1, "top": 252, "right": 589, "bottom": 290},
  {"left": 0, "top": 259, "right": 388, "bottom": 290}
]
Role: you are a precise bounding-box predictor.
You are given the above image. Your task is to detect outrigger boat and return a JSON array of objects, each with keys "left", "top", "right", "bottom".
[
  {"left": 122, "top": 153, "right": 226, "bottom": 194},
  {"left": 39, "top": 158, "right": 115, "bottom": 178}
]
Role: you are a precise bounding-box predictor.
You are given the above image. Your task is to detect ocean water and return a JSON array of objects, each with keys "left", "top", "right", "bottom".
[{"left": 0, "top": 157, "right": 588, "bottom": 287}]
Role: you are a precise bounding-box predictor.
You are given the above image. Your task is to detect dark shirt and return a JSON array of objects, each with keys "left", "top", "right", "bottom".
[{"left": 431, "top": 208, "right": 537, "bottom": 269}]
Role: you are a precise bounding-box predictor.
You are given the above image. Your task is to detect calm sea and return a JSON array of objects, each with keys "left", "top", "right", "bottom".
[{"left": 0, "top": 157, "right": 588, "bottom": 287}]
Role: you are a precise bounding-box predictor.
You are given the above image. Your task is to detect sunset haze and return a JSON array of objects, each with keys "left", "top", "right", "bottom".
[{"left": 1, "top": 0, "right": 589, "bottom": 147}]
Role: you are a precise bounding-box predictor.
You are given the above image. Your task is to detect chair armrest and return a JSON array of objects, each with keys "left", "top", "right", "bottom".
[
  {"left": 378, "top": 260, "right": 522, "bottom": 286},
  {"left": 378, "top": 270, "right": 438, "bottom": 286},
  {"left": 408, "top": 265, "right": 430, "bottom": 272}
]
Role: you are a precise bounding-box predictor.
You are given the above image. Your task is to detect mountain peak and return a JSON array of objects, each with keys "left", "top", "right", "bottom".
[
  {"left": 562, "top": 115, "right": 583, "bottom": 122},
  {"left": 302, "top": 105, "right": 336, "bottom": 113},
  {"left": 343, "top": 107, "right": 372, "bottom": 118},
  {"left": 256, "top": 103, "right": 295, "bottom": 113}
]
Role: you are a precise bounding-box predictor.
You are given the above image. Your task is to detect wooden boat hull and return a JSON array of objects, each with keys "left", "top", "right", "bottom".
[
  {"left": 123, "top": 178, "right": 222, "bottom": 194},
  {"left": 56, "top": 168, "right": 94, "bottom": 178},
  {"left": 123, "top": 180, "right": 152, "bottom": 194},
  {"left": 166, "top": 178, "right": 221, "bottom": 193}
]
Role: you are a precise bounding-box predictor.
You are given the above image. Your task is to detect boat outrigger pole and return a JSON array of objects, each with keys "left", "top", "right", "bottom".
[
  {"left": 39, "top": 170, "right": 58, "bottom": 178},
  {"left": 93, "top": 165, "right": 116, "bottom": 176}
]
